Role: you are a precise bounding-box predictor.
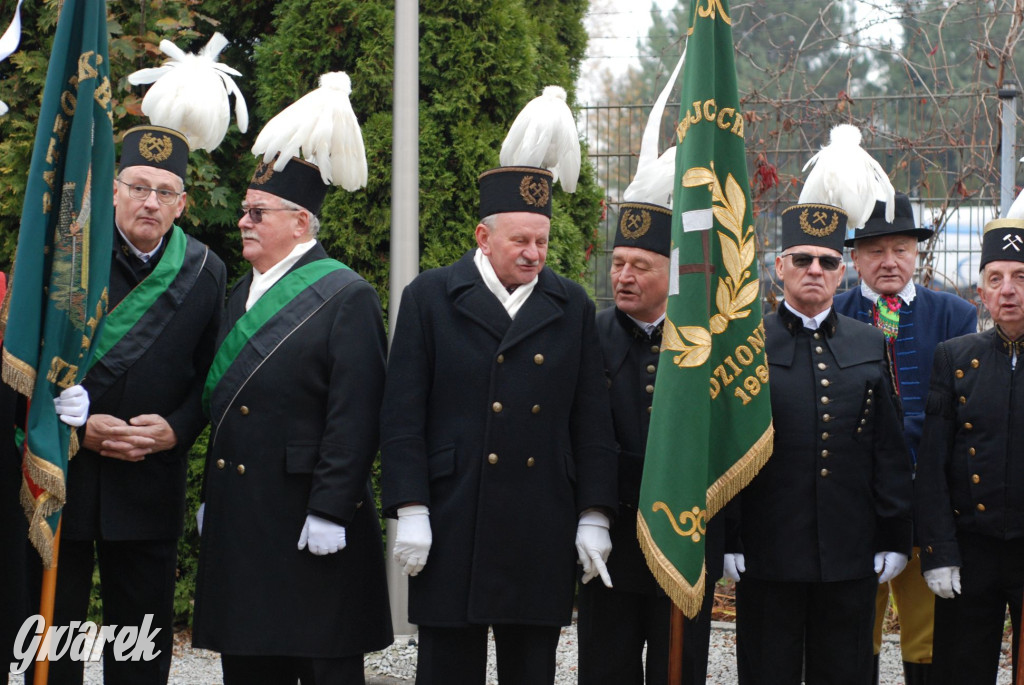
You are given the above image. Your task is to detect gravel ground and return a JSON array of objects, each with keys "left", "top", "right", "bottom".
[{"left": 19, "top": 620, "right": 1001, "bottom": 684}]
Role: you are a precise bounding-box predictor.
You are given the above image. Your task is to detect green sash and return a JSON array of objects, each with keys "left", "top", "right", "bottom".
[
  {"left": 88, "top": 225, "right": 187, "bottom": 370},
  {"left": 202, "top": 258, "right": 349, "bottom": 416}
]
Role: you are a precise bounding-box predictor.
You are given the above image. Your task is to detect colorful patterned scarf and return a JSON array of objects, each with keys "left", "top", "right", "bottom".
[{"left": 874, "top": 295, "right": 901, "bottom": 343}]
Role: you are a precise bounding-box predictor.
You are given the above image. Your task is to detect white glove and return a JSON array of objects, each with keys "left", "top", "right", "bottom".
[
  {"left": 393, "top": 505, "right": 431, "bottom": 576},
  {"left": 723, "top": 553, "right": 746, "bottom": 582},
  {"left": 874, "top": 551, "right": 909, "bottom": 584},
  {"left": 54, "top": 385, "right": 90, "bottom": 427},
  {"left": 298, "top": 514, "right": 346, "bottom": 555},
  {"left": 196, "top": 503, "right": 205, "bottom": 536},
  {"left": 575, "top": 510, "right": 613, "bottom": 588},
  {"left": 924, "top": 566, "right": 962, "bottom": 599}
]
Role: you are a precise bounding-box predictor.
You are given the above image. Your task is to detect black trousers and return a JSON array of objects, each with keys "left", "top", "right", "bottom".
[
  {"left": 45, "top": 537, "right": 178, "bottom": 685},
  {"left": 221, "top": 653, "right": 365, "bottom": 685},
  {"left": 576, "top": 579, "right": 714, "bottom": 685},
  {"left": 415, "top": 624, "right": 561, "bottom": 685},
  {"left": 736, "top": 575, "right": 877, "bottom": 685},
  {"left": 931, "top": 534, "right": 1024, "bottom": 685}
]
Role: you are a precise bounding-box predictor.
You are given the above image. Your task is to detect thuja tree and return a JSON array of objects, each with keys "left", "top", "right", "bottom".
[{"left": 253, "top": 0, "right": 604, "bottom": 313}]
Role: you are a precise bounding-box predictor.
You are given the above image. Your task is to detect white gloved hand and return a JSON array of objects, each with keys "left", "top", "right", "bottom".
[
  {"left": 196, "top": 503, "right": 205, "bottom": 536},
  {"left": 394, "top": 505, "right": 431, "bottom": 576},
  {"left": 575, "top": 510, "right": 613, "bottom": 588},
  {"left": 298, "top": 514, "right": 346, "bottom": 555},
  {"left": 874, "top": 551, "right": 909, "bottom": 585},
  {"left": 723, "top": 553, "right": 746, "bottom": 582},
  {"left": 54, "top": 385, "right": 90, "bottom": 427},
  {"left": 924, "top": 566, "right": 962, "bottom": 599}
]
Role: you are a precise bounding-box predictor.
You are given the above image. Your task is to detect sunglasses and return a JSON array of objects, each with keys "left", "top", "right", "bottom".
[
  {"left": 781, "top": 252, "right": 843, "bottom": 271},
  {"left": 241, "top": 207, "right": 299, "bottom": 224}
]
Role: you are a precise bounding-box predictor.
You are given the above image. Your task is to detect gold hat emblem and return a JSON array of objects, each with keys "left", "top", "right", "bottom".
[
  {"left": 251, "top": 161, "right": 275, "bottom": 185},
  {"left": 799, "top": 207, "right": 840, "bottom": 237},
  {"left": 519, "top": 175, "right": 550, "bottom": 208},
  {"left": 620, "top": 208, "right": 652, "bottom": 240},
  {"left": 138, "top": 133, "right": 173, "bottom": 163}
]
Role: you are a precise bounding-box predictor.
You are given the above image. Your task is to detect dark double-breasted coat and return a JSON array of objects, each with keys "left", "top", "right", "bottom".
[
  {"left": 66, "top": 230, "right": 226, "bottom": 542},
  {"left": 737, "top": 305, "right": 913, "bottom": 581},
  {"left": 380, "top": 250, "right": 618, "bottom": 627},
  {"left": 192, "top": 244, "right": 392, "bottom": 658}
]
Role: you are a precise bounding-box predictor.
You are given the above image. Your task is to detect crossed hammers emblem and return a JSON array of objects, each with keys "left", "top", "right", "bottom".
[{"left": 1003, "top": 234, "right": 1023, "bottom": 252}]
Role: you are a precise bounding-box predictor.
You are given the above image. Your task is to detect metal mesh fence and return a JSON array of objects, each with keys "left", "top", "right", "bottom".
[{"left": 580, "top": 92, "right": 1009, "bottom": 314}]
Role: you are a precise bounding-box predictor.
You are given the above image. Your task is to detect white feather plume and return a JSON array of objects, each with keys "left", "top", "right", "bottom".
[
  {"left": 500, "top": 85, "right": 581, "bottom": 193},
  {"left": 799, "top": 124, "right": 895, "bottom": 229},
  {"left": 127, "top": 32, "right": 248, "bottom": 152},
  {"left": 623, "top": 45, "right": 686, "bottom": 207},
  {"left": 251, "top": 72, "right": 367, "bottom": 192},
  {"left": 0, "top": 0, "right": 23, "bottom": 117},
  {"left": 1007, "top": 187, "right": 1024, "bottom": 221}
]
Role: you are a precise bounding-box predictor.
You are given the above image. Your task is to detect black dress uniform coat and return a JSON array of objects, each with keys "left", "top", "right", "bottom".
[
  {"left": 916, "top": 328, "right": 1024, "bottom": 568},
  {"left": 193, "top": 243, "right": 392, "bottom": 657},
  {"left": 381, "top": 250, "right": 618, "bottom": 627},
  {"left": 66, "top": 230, "right": 226, "bottom": 542},
  {"left": 739, "top": 305, "right": 913, "bottom": 581}
]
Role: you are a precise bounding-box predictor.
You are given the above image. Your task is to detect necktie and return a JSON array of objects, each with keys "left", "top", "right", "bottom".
[
  {"left": 874, "top": 295, "right": 901, "bottom": 343},
  {"left": 875, "top": 295, "right": 901, "bottom": 392}
]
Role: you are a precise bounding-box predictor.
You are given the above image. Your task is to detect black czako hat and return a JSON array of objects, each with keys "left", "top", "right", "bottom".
[{"left": 844, "top": 193, "right": 933, "bottom": 247}]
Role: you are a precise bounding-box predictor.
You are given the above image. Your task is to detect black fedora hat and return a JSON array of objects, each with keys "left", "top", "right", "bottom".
[{"left": 844, "top": 193, "right": 933, "bottom": 247}]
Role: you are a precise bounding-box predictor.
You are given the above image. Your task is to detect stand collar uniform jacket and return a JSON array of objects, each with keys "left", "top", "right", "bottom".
[
  {"left": 735, "top": 303, "right": 913, "bottom": 582},
  {"left": 381, "top": 250, "right": 618, "bottom": 627}
]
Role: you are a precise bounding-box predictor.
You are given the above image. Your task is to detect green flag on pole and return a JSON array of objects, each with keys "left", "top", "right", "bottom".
[
  {"left": 1, "top": 0, "right": 114, "bottom": 567},
  {"left": 638, "top": 0, "right": 774, "bottom": 618}
]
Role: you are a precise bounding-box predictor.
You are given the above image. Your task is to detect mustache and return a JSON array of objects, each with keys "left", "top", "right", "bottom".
[
  {"left": 516, "top": 256, "right": 540, "bottom": 267},
  {"left": 240, "top": 230, "right": 260, "bottom": 241}
]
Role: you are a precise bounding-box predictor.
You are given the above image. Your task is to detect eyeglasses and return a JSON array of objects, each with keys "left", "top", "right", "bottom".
[
  {"left": 117, "top": 179, "right": 182, "bottom": 205},
  {"left": 780, "top": 252, "right": 843, "bottom": 271},
  {"left": 241, "top": 207, "right": 299, "bottom": 224}
]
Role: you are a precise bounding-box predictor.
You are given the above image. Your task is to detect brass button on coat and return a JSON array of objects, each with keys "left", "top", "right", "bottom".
[
  {"left": 527, "top": 457, "right": 535, "bottom": 467},
  {"left": 820, "top": 469, "right": 830, "bottom": 477},
  {"left": 650, "top": 345, "right": 660, "bottom": 354},
  {"left": 817, "top": 363, "right": 827, "bottom": 370},
  {"left": 236, "top": 464, "right": 246, "bottom": 475},
  {"left": 216, "top": 459, "right": 225, "bottom": 469},
  {"left": 497, "top": 354, "right": 504, "bottom": 364},
  {"left": 820, "top": 396, "right": 830, "bottom": 405},
  {"left": 959, "top": 396, "right": 967, "bottom": 404},
  {"left": 822, "top": 413, "right": 831, "bottom": 422},
  {"left": 532, "top": 405, "right": 541, "bottom": 414},
  {"left": 820, "top": 379, "right": 830, "bottom": 387},
  {"left": 492, "top": 402, "right": 503, "bottom": 413},
  {"left": 815, "top": 346, "right": 823, "bottom": 354},
  {"left": 972, "top": 474, "right": 981, "bottom": 484},
  {"left": 488, "top": 453, "right": 498, "bottom": 464},
  {"left": 647, "top": 364, "right": 656, "bottom": 374},
  {"left": 821, "top": 450, "right": 829, "bottom": 458},
  {"left": 821, "top": 432, "right": 829, "bottom": 440},
  {"left": 964, "top": 422, "right": 974, "bottom": 430},
  {"left": 534, "top": 354, "right": 544, "bottom": 365},
  {"left": 239, "top": 405, "right": 250, "bottom": 415},
  {"left": 646, "top": 406, "right": 652, "bottom": 414},
  {"left": 971, "top": 359, "right": 979, "bottom": 368},
  {"left": 977, "top": 503, "right": 986, "bottom": 512},
  {"left": 646, "top": 385, "right": 654, "bottom": 394},
  {"left": 968, "top": 447, "right": 976, "bottom": 456},
  {"left": 955, "top": 369, "right": 965, "bottom": 379}
]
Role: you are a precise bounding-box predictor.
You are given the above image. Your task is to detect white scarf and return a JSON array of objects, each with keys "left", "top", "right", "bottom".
[
  {"left": 473, "top": 248, "right": 537, "bottom": 319},
  {"left": 246, "top": 239, "right": 317, "bottom": 311}
]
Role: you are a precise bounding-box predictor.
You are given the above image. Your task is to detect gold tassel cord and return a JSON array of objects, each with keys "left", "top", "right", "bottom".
[{"left": 2, "top": 348, "right": 36, "bottom": 397}]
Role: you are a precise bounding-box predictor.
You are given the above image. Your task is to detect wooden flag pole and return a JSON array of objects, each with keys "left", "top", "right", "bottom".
[
  {"left": 668, "top": 604, "right": 685, "bottom": 685},
  {"left": 33, "top": 517, "right": 61, "bottom": 685}
]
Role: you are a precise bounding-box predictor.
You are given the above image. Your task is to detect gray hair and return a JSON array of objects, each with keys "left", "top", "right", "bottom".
[
  {"left": 278, "top": 197, "right": 320, "bottom": 237},
  {"left": 480, "top": 214, "right": 497, "bottom": 231}
]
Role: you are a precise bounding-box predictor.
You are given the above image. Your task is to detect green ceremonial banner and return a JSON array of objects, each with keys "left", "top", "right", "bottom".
[
  {"left": 0, "top": 0, "right": 114, "bottom": 567},
  {"left": 638, "top": 0, "right": 774, "bottom": 618}
]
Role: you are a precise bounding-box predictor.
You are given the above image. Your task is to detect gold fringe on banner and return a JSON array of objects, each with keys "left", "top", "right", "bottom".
[
  {"left": 2, "top": 347, "right": 36, "bottom": 397},
  {"left": 638, "top": 512, "right": 706, "bottom": 618},
  {"left": 706, "top": 424, "right": 775, "bottom": 519},
  {"left": 20, "top": 480, "right": 58, "bottom": 569},
  {"left": 69, "top": 428, "right": 79, "bottom": 457},
  {"left": 23, "top": 445, "right": 66, "bottom": 509}
]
